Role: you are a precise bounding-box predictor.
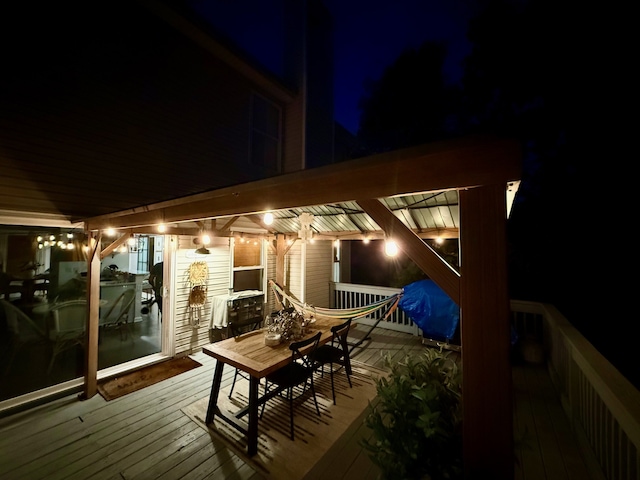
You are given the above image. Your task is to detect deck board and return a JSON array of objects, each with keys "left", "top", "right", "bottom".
[{"left": 0, "top": 324, "right": 593, "bottom": 480}]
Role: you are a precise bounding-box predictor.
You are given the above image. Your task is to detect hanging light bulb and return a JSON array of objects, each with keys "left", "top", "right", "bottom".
[
  {"left": 263, "top": 212, "right": 274, "bottom": 225},
  {"left": 157, "top": 223, "right": 166, "bottom": 233},
  {"left": 384, "top": 239, "right": 399, "bottom": 257}
]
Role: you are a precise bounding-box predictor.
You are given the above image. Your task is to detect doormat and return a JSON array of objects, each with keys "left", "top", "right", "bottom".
[
  {"left": 182, "top": 361, "right": 387, "bottom": 480},
  {"left": 98, "top": 356, "right": 202, "bottom": 401}
]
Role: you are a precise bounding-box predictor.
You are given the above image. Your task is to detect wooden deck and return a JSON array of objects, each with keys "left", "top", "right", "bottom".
[{"left": 0, "top": 324, "right": 598, "bottom": 480}]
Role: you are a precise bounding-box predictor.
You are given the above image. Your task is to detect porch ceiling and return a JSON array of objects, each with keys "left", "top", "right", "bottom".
[
  {"left": 248, "top": 192, "right": 461, "bottom": 241},
  {"left": 82, "top": 136, "right": 522, "bottom": 241}
]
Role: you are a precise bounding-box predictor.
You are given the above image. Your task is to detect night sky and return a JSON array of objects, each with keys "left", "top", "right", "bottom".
[{"left": 188, "top": 0, "right": 486, "bottom": 134}]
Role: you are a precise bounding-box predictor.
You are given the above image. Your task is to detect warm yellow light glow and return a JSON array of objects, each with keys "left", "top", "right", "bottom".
[
  {"left": 128, "top": 236, "right": 136, "bottom": 246},
  {"left": 38, "top": 243, "right": 43, "bottom": 249},
  {"left": 157, "top": 223, "right": 166, "bottom": 233},
  {"left": 435, "top": 236, "right": 444, "bottom": 245},
  {"left": 362, "top": 236, "right": 370, "bottom": 244},
  {"left": 384, "top": 240, "right": 399, "bottom": 257},
  {"left": 66, "top": 242, "right": 74, "bottom": 250},
  {"left": 106, "top": 228, "right": 115, "bottom": 236},
  {"left": 263, "top": 212, "right": 274, "bottom": 225},
  {"left": 202, "top": 234, "right": 211, "bottom": 245},
  {"left": 49, "top": 234, "right": 56, "bottom": 241},
  {"left": 333, "top": 239, "right": 340, "bottom": 247},
  {"left": 67, "top": 232, "right": 73, "bottom": 239},
  {"left": 36, "top": 235, "right": 43, "bottom": 242}
]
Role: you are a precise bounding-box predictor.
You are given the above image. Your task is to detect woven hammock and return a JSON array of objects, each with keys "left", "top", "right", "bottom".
[{"left": 268, "top": 280, "right": 401, "bottom": 321}]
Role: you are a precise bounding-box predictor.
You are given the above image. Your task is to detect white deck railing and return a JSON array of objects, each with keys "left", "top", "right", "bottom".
[
  {"left": 331, "top": 282, "right": 640, "bottom": 480},
  {"left": 330, "top": 282, "right": 418, "bottom": 335},
  {"left": 510, "top": 299, "right": 640, "bottom": 480}
]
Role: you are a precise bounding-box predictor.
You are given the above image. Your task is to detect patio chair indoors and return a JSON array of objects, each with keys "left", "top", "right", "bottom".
[
  {"left": 48, "top": 299, "right": 87, "bottom": 374},
  {"left": 227, "top": 314, "right": 264, "bottom": 399},
  {"left": 312, "top": 317, "right": 353, "bottom": 405},
  {"left": 260, "top": 331, "right": 322, "bottom": 440},
  {"left": 1, "top": 299, "right": 49, "bottom": 376},
  {"left": 101, "top": 288, "right": 135, "bottom": 342}
]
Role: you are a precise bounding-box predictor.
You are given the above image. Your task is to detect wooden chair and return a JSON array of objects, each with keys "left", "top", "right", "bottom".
[
  {"left": 48, "top": 299, "right": 87, "bottom": 374},
  {"left": 227, "top": 315, "right": 263, "bottom": 398},
  {"left": 260, "top": 331, "right": 322, "bottom": 440},
  {"left": 101, "top": 289, "right": 135, "bottom": 341},
  {"left": 312, "top": 317, "right": 353, "bottom": 404}
]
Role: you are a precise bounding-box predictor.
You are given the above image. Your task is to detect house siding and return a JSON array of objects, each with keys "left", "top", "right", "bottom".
[
  {"left": 304, "top": 240, "right": 333, "bottom": 308},
  {"left": 0, "top": 1, "right": 294, "bottom": 220},
  {"left": 173, "top": 236, "right": 231, "bottom": 355}
]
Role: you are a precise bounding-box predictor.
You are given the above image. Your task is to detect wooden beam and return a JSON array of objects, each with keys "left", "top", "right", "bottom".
[
  {"left": 459, "top": 185, "right": 513, "bottom": 479},
  {"left": 100, "top": 231, "right": 133, "bottom": 259},
  {"left": 357, "top": 198, "right": 460, "bottom": 304},
  {"left": 84, "top": 137, "right": 521, "bottom": 231}
]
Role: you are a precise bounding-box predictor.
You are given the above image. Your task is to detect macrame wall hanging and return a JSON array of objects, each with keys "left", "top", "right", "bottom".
[{"left": 187, "top": 260, "right": 209, "bottom": 328}]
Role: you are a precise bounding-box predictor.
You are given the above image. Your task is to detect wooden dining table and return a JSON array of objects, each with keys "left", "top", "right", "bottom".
[{"left": 202, "top": 316, "right": 347, "bottom": 456}]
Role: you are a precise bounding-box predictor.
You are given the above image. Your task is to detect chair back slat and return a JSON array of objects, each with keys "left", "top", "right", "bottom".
[
  {"left": 51, "top": 300, "right": 87, "bottom": 334},
  {"left": 290, "top": 331, "right": 321, "bottom": 368}
]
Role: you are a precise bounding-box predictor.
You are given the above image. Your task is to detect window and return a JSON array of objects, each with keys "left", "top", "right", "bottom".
[
  {"left": 232, "top": 238, "right": 264, "bottom": 292},
  {"left": 251, "top": 94, "right": 281, "bottom": 174}
]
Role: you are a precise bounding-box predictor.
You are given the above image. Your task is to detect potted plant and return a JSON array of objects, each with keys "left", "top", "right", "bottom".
[{"left": 360, "top": 347, "right": 463, "bottom": 480}]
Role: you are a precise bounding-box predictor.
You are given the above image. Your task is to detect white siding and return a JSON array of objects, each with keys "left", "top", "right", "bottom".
[
  {"left": 265, "top": 240, "right": 278, "bottom": 314},
  {"left": 172, "top": 236, "right": 231, "bottom": 355},
  {"left": 285, "top": 241, "right": 302, "bottom": 302},
  {"left": 304, "top": 240, "right": 332, "bottom": 308}
]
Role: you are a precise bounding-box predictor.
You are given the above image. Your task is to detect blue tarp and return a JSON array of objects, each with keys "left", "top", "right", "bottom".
[{"left": 398, "top": 279, "right": 460, "bottom": 340}]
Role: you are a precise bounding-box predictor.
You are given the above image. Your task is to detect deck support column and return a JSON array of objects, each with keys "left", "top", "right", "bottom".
[
  {"left": 82, "top": 231, "right": 101, "bottom": 400},
  {"left": 459, "top": 185, "right": 513, "bottom": 479}
]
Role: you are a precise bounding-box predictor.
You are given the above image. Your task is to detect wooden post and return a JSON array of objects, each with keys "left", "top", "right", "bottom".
[
  {"left": 81, "top": 231, "right": 101, "bottom": 400},
  {"left": 459, "top": 185, "right": 513, "bottom": 479},
  {"left": 275, "top": 234, "right": 286, "bottom": 288}
]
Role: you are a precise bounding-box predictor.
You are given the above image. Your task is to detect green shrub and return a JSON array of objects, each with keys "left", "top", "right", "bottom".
[{"left": 360, "top": 348, "right": 463, "bottom": 480}]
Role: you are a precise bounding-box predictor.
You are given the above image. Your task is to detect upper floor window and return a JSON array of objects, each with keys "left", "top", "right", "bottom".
[{"left": 251, "top": 94, "right": 281, "bottom": 174}]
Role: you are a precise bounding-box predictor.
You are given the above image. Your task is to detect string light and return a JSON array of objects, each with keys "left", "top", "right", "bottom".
[{"left": 384, "top": 239, "right": 399, "bottom": 257}]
